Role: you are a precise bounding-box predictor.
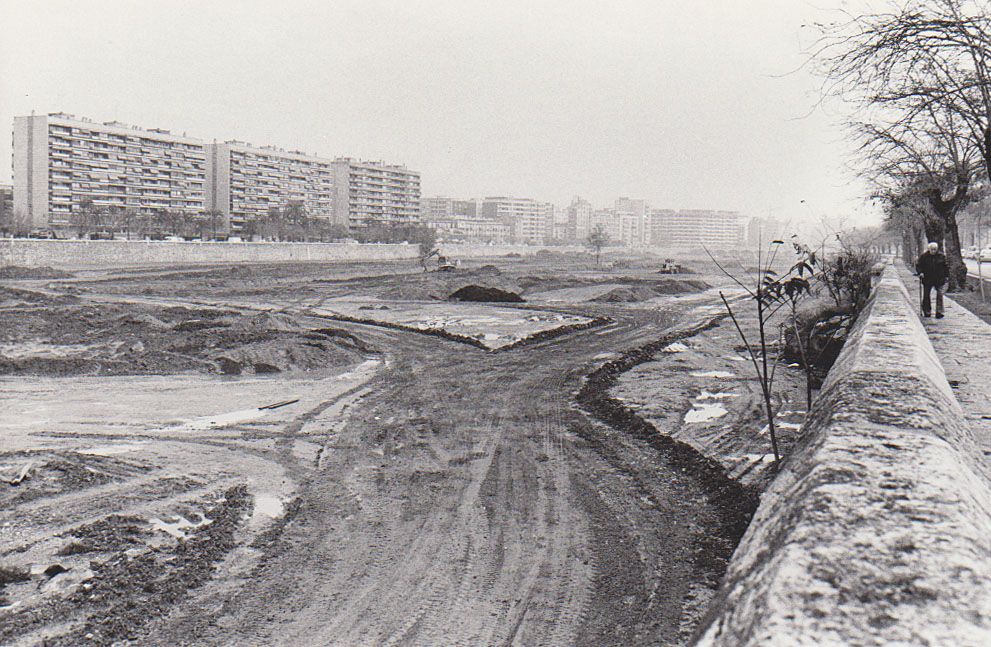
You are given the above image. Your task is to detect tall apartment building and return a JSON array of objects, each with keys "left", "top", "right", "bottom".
[
  {"left": 565, "top": 196, "right": 593, "bottom": 242},
  {"left": 332, "top": 158, "right": 421, "bottom": 229},
  {"left": 651, "top": 209, "right": 745, "bottom": 249},
  {"left": 13, "top": 113, "right": 206, "bottom": 229},
  {"left": 206, "top": 141, "right": 335, "bottom": 232},
  {"left": 481, "top": 196, "right": 554, "bottom": 244},
  {"left": 0, "top": 183, "right": 12, "bottom": 226},
  {"left": 614, "top": 197, "right": 650, "bottom": 246}
]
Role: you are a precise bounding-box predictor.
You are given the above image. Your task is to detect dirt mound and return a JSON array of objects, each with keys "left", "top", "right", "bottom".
[
  {"left": 0, "top": 266, "right": 74, "bottom": 280},
  {"left": 0, "top": 285, "right": 78, "bottom": 305},
  {"left": 225, "top": 311, "right": 300, "bottom": 332},
  {"left": 212, "top": 336, "right": 352, "bottom": 375},
  {"left": 448, "top": 285, "right": 525, "bottom": 303},
  {"left": 0, "top": 302, "right": 371, "bottom": 377},
  {"left": 653, "top": 278, "right": 709, "bottom": 293},
  {"left": 591, "top": 279, "right": 710, "bottom": 302},
  {"left": 592, "top": 286, "right": 662, "bottom": 302}
]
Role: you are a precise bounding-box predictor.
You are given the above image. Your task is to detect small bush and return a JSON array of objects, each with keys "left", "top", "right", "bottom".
[{"left": 819, "top": 247, "right": 880, "bottom": 312}]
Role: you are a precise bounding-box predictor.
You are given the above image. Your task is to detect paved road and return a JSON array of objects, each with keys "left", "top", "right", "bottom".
[{"left": 965, "top": 258, "right": 991, "bottom": 281}]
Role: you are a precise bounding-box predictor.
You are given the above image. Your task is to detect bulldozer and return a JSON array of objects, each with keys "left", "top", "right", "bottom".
[{"left": 420, "top": 248, "right": 460, "bottom": 272}]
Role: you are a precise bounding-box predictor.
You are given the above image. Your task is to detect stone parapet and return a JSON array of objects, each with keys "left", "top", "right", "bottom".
[
  {"left": 694, "top": 265, "right": 991, "bottom": 646},
  {"left": 0, "top": 239, "right": 419, "bottom": 268}
]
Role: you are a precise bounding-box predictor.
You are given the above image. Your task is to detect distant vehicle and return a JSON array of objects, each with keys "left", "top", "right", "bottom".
[
  {"left": 88, "top": 231, "right": 114, "bottom": 240},
  {"left": 145, "top": 232, "right": 166, "bottom": 241},
  {"left": 227, "top": 236, "right": 243, "bottom": 243},
  {"left": 964, "top": 247, "right": 979, "bottom": 259},
  {"left": 28, "top": 229, "right": 60, "bottom": 239},
  {"left": 437, "top": 255, "right": 459, "bottom": 272},
  {"left": 980, "top": 248, "right": 991, "bottom": 262},
  {"left": 208, "top": 234, "right": 229, "bottom": 242},
  {"left": 164, "top": 235, "right": 184, "bottom": 242}
]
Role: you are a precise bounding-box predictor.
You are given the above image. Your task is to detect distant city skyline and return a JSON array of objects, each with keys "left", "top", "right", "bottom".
[{"left": 0, "top": 1, "right": 882, "bottom": 226}]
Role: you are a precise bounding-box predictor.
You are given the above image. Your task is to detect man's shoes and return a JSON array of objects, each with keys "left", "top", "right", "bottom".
[
  {"left": 923, "top": 313, "right": 931, "bottom": 317},
  {"left": 936, "top": 313, "right": 944, "bottom": 319}
]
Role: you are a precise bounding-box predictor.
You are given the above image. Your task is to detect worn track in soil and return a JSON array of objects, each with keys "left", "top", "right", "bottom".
[{"left": 135, "top": 297, "right": 751, "bottom": 647}]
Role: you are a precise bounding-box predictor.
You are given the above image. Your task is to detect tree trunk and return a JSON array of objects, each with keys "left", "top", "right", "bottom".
[
  {"left": 923, "top": 214, "right": 945, "bottom": 245},
  {"left": 943, "top": 210, "right": 968, "bottom": 292},
  {"left": 901, "top": 229, "right": 915, "bottom": 265},
  {"left": 926, "top": 200, "right": 967, "bottom": 292}
]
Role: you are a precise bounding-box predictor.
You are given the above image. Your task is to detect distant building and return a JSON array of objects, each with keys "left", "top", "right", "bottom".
[
  {"left": 651, "top": 209, "right": 745, "bottom": 249},
  {"left": 421, "top": 196, "right": 477, "bottom": 221},
  {"left": 12, "top": 112, "right": 423, "bottom": 234},
  {"left": 13, "top": 112, "right": 207, "bottom": 230},
  {"left": 614, "top": 197, "right": 650, "bottom": 246},
  {"left": 481, "top": 196, "right": 554, "bottom": 244},
  {"left": 0, "top": 183, "right": 13, "bottom": 227},
  {"left": 332, "top": 158, "right": 421, "bottom": 229},
  {"left": 746, "top": 217, "right": 792, "bottom": 247},
  {"left": 206, "top": 141, "right": 335, "bottom": 232},
  {"left": 421, "top": 196, "right": 508, "bottom": 243},
  {"left": 590, "top": 209, "right": 622, "bottom": 243},
  {"left": 565, "top": 196, "right": 593, "bottom": 242}
]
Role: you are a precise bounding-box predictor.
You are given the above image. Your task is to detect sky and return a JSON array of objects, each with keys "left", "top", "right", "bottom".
[{"left": 0, "top": 0, "right": 882, "bottom": 226}]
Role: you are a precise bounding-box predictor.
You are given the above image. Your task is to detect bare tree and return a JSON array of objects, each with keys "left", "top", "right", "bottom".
[
  {"left": 813, "top": 0, "right": 991, "bottom": 289},
  {"left": 71, "top": 199, "right": 102, "bottom": 238},
  {"left": 585, "top": 224, "right": 609, "bottom": 266}
]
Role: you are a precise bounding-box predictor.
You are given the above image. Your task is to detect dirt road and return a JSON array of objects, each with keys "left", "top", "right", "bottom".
[
  {"left": 138, "top": 306, "right": 745, "bottom": 646},
  {"left": 1, "top": 258, "right": 756, "bottom": 646}
]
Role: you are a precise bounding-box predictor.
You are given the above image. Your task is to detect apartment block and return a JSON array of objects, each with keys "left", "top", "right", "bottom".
[
  {"left": 565, "top": 196, "right": 593, "bottom": 242},
  {"left": 422, "top": 213, "right": 510, "bottom": 243},
  {"left": 590, "top": 209, "right": 623, "bottom": 243},
  {"left": 614, "top": 197, "right": 650, "bottom": 246},
  {"left": 332, "top": 158, "right": 421, "bottom": 229},
  {"left": 421, "top": 196, "right": 508, "bottom": 242},
  {"left": 0, "top": 183, "right": 12, "bottom": 225},
  {"left": 421, "top": 196, "right": 477, "bottom": 221},
  {"left": 13, "top": 113, "right": 206, "bottom": 229},
  {"left": 651, "top": 209, "right": 745, "bottom": 249},
  {"left": 206, "top": 141, "right": 335, "bottom": 232},
  {"left": 481, "top": 196, "right": 554, "bottom": 244}
]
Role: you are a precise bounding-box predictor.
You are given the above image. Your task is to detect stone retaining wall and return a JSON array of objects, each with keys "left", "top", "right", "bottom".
[
  {"left": 0, "top": 239, "right": 591, "bottom": 268},
  {"left": 440, "top": 244, "right": 586, "bottom": 258},
  {"left": 0, "top": 239, "right": 419, "bottom": 268},
  {"left": 694, "top": 265, "right": 991, "bottom": 646}
]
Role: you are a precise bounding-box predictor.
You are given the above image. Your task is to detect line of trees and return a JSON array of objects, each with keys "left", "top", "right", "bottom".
[
  {"left": 812, "top": 0, "right": 991, "bottom": 290},
  {"left": 4, "top": 196, "right": 440, "bottom": 250},
  {"left": 240, "top": 204, "right": 437, "bottom": 249},
  {"left": 61, "top": 200, "right": 230, "bottom": 240}
]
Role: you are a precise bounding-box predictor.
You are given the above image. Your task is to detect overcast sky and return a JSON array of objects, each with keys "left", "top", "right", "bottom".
[{"left": 0, "top": 0, "right": 880, "bottom": 225}]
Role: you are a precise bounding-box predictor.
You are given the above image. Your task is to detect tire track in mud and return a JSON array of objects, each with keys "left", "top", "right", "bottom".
[
  {"left": 326, "top": 417, "right": 507, "bottom": 646},
  {"left": 108, "top": 291, "right": 751, "bottom": 646},
  {"left": 570, "top": 310, "right": 761, "bottom": 645}
]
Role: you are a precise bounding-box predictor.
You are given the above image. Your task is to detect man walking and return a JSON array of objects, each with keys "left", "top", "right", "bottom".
[{"left": 915, "top": 241, "right": 949, "bottom": 318}]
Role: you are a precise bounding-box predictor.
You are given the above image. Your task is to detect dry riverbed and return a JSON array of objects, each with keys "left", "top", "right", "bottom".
[{"left": 0, "top": 254, "right": 804, "bottom": 645}]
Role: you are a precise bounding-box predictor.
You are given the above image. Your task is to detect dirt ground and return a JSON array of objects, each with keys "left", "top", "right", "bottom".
[{"left": 0, "top": 252, "right": 805, "bottom": 646}]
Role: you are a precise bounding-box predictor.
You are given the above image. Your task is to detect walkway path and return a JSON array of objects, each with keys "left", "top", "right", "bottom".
[{"left": 896, "top": 264, "right": 991, "bottom": 461}]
